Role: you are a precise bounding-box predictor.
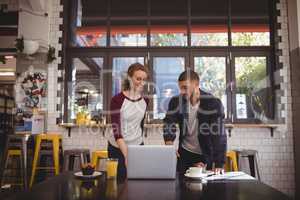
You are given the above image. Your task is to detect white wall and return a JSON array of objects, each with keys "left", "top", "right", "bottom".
[{"left": 18, "top": 0, "right": 51, "bottom": 50}]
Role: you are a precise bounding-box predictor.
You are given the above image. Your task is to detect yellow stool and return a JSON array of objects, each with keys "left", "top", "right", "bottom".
[
  {"left": 91, "top": 150, "right": 108, "bottom": 168},
  {"left": 30, "top": 133, "right": 61, "bottom": 187},
  {"left": 8, "top": 149, "right": 22, "bottom": 156},
  {"left": 1, "top": 150, "right": 24, "bottom": 188},
  {"left": 225, "top": 150, "right": 239, "bottom": 172}
]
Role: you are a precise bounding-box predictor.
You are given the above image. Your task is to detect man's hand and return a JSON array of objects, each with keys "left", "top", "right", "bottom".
[{"left": 165, "top": 141, "right": 180, "bottom": 157}]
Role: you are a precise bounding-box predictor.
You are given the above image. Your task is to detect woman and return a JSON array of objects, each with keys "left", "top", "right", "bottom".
[{"left": 108, "top": 62, "right": 149, "bottom": 178}]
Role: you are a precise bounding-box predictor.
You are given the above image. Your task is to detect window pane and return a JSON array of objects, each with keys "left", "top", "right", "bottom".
[
  {"left": 68, "top": 57, "right": 103, "bottom": 123},
  {"left": 110, "top": 21, "right": 147, "bottom": 46},
  {"left": 153, "top": 57, "right": 185, "bottom": 119},
  {"left": 191, "top": 24, "right": 228, "bottom": 46},
  {"left": 231, "top": 0, "right": 270, "bottom": 46},
  {"left": 112, "top": 57, "right": 145, "bottom": 96},
  {"left": 151, "top": 21, "right": 187, "bottom": 46},
  {"left": 194, "top": 57, "right": 227, "bottom": 117},
  {"left": 235, "top": 57, "right": 270, "bottom": 121},
  {"left": 71, "top": 0, "right": 107, "bottom": 47},
  {"left": 191, "top": 0, "right": 228, "bottom": 46}
]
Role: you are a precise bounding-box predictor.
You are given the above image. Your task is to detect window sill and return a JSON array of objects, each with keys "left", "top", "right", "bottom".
[{"left": 58, "top": 123, "right": 284, "bottom": 137}]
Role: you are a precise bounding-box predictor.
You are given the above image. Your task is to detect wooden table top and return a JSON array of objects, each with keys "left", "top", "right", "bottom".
[{"left": 5, "top": 172, "right": 291, "bottom": 200}]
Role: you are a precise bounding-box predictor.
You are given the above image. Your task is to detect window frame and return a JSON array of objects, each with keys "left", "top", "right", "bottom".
[{"left": 61, "top": 0, "right": 277, "bottom": 124}]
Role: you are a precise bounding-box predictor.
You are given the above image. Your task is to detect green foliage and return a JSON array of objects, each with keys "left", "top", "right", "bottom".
[
  {"left": 47, "top": 45, "right": 56, "bottom": 63},
  {"left": 235, "top": 57, "right": 266, "bottom": 94},
  {"left": 232, "top": 32, "right": 270, "bottom": 46},
  {"left": 0, "top": 55, "right": 6, "bottom": 64},
  {"left": 151, "top": 33, "right": 186, "bottom": 46}
]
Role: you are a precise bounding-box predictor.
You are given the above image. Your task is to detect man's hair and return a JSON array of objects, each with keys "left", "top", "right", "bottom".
[{"left": 178, "top": 70, "right": 199, "bottom": 82}]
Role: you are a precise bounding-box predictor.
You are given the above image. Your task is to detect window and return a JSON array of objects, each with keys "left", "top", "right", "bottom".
[
  {"left": 234, "top": 56, "right": 272, "bottom": 121},
  {"left": 194, "top": 56, "right": 228, "bottom": 117},
  {"left": 112, "top": 57, "right": 145, "bottom": 96},
  {"left": 63, "top": 0, "right": 277, "bottom": 124},
  {"left": 68, "top": 57, "right": 104, "bottom": 122},
  {"left": 191, "top": 0, "right": 228, "bottom": 46},
  {"left": 231, "top": 0, "right": 270, "bottom": 46},
  {"left": 150, "top": 21, "right": 188, "bottom": 47},
  {"left": 152, "top": 57, "right": 185, "bottom": 119}
]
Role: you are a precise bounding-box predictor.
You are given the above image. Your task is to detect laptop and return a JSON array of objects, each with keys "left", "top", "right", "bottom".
[{"left": 127, "top": 145, "right": 177, "bottom": 179}]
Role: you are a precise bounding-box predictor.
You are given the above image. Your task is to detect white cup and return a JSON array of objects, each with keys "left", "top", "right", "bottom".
[{"left": 186, "top": 167, "right": 203, "bottom": 176}]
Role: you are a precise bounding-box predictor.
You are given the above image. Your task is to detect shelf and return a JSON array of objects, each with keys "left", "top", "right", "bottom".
[
  {"left": 58, "top": 123, "right": 108, "bottom": 137},
  {"left": 58, "top": 123, "right": 284, "bottom": 138}
]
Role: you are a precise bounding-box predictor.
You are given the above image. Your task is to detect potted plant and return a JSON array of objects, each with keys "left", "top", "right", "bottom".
[
  {"left": 15, "top": 36, "right": 24, "bottom": 53},
  {"left": 0, "top": 55, "right": 6, "bottom": 64},
  {"left": 47, "top": 45, "right": 56, "bottom": 63}
]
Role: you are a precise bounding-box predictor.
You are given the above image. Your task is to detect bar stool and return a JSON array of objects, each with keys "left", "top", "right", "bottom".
[
  {"left": 0, "top": 134, "right": 29, "bottom": 189},
  {"left": 235, "top": 149, "right": 261, "bottom": 180},
  {"left": 225, "top": 150, "right": 238, "bottom": 172},
  {"left": 63, "top": 149, "right": 90, "bottom": 172},
  {"left": 91, "top": 150, "right": 108, "bottom": 169},
  {"left": 29, "top": 133, "right": 61, "bottom": 187},
  {"left": 0, "top": 150, "right": 24, "bottom": 188}
]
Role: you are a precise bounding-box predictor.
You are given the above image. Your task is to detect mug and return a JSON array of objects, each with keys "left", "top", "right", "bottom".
[{"left": 186, "top": 167, "right": 203, "bottom": 176}]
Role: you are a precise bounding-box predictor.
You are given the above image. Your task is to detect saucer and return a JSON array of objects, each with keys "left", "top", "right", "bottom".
[
  {"left": 184, "top": 173, "right": 208, "bottom": 179},
  {"left": 184, "top": 171, "right": 214, "bottom": 180},
  {"left": 74, "top": 171, "right": 102, "bottom": 179}
]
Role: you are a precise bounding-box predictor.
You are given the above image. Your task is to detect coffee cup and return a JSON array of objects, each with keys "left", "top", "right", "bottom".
[{"left": 186, "top": 167, "right": 203, "bottom": 176}]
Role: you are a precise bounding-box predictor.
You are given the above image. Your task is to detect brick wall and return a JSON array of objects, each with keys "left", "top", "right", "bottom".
[{"left": 45, "top": 0, "right": 295, "bottom": 197}]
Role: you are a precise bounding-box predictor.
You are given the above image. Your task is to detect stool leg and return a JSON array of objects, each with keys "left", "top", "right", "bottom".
[
  {"left": 20, "top": 151, "right": 25, "bottom": 189},
  {"left": 53, "top": 139, "right": 60, "bottom": 175},
  {"left": 232, "top": 153, "right": 239, "bottom": 172},
  {"left": 21, "top": 137, "right": 28, "bottom": 189},
  {"left": 92, "top": 152, "right": 97, "bottom": 167},
  {"left": 248, "top": 155, "right": 256, "bottom": 178},
  {"left": 0, "top": 150, "right": 10, "bottom": 186},
  {"left": 254, "top": 153, "right": 261, "bottom": 181},
  {"left": 63, "top": 154, "right": 69, "bottom": 172},
  {"left": 30, "top": 138, "right": 41, "bottom": 187},
  {"left": 0, "top": 137, "right": 9, "bottom": 187}
]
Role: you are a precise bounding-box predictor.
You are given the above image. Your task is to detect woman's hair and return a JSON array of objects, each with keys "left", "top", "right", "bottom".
[{"left": 122, "top": 62, "right": 149, "bottom": 91}]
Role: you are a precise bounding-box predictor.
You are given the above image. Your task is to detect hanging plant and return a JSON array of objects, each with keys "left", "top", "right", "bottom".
[
  {"left": 0, "top": 55, "right": 6, "bottom": 64},
  {"left": 15, "top": 36, "right": 24, "bottom": 53},
  {"left": 47, "top": 45, "right": 56, "bottom": 63}
]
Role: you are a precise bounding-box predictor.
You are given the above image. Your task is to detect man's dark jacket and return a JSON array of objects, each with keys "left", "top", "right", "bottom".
[{"left": 163, "top": 89, "right": 227, "bottom": 168}]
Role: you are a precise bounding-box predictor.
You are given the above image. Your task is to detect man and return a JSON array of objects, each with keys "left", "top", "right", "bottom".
[{"left": 163, "top": 70, "right": 227, "bottom": 174}]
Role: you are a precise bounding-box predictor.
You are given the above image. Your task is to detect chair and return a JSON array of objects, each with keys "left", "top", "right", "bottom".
[
  {"left": 235, "top": 149, "right": 261, "bottom": 180},
  {"left": 225, "top": 150, "right": 239, "bottom": 172},
  {"left": 63, "top": 149, "right": 90, "bottom": 172},
  {"left": 0, "top": 134, "right": 29, "bottom": 189},
  {"left": 91, "top": 150, "right": 108, "bottom": 169},
  {"left": 30, "top": 133, "right": 61, "bottom": 187}
]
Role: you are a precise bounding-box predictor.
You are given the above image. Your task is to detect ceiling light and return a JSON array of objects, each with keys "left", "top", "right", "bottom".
[{"left": 0, "top": 72, "right": 15, "bottom": 76}]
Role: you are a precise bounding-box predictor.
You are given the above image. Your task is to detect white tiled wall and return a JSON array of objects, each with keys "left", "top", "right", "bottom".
[{"left": 45, "top": 0, "right": 295, "bottom": 197}]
